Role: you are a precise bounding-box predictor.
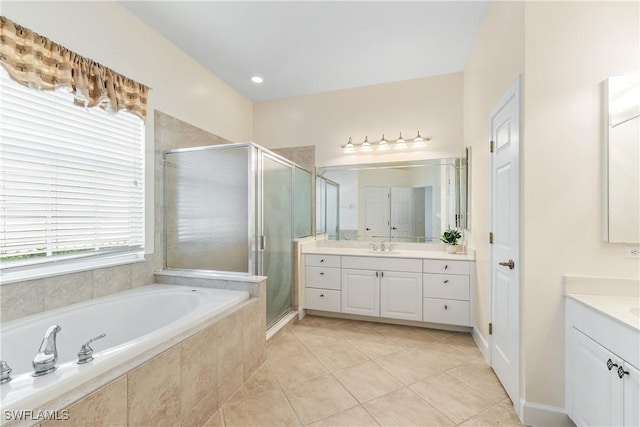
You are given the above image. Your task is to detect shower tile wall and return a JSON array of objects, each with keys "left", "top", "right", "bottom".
[{"left": 271, "top": 145, "right": 315, "bottom": 172}]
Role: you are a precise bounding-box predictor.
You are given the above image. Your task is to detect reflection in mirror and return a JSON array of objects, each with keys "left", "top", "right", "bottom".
[
  {"left": 317, "top": 158, "right": 467, "bottom": 242},
  {"left": 294, "top": 167, "right": 312, "bottom": 238},
  {"left": 605, "top": 73, "right": 640, "bottom": 243}
]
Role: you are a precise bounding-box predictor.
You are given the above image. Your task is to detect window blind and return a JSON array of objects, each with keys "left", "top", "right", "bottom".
[{"left": 0, "top": 67, "right": 144, "bottom": 270}]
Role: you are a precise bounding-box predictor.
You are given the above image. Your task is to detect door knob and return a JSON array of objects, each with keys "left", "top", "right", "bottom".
[
  {"left": 392, "top": 227, "right": 398, "bottom": 230},
  {"left": 499, "top": 259, "right": 515, "bottom": 270}
]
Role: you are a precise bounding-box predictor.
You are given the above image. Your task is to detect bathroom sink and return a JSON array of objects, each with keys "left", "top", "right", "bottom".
[
  {"left": 631, "top": 307, "right": 640, "bottom": 318},
  {"left": 367, "top": 250, "right": 402, "bottom": 255}
]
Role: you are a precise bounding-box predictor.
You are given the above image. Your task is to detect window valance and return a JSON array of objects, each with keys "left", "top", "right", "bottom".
[{"left": 0, "top": 16, "right": 149, "bottom": 121}]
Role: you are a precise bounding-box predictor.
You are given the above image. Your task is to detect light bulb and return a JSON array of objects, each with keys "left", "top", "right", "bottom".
[
  {"left": 413, "top": 130, "right": 426, "bottom": 147},
  {"left": 377, "top": 134, "right": 389, "bottom": 151},
  {"left": 343, "top": 137, "right": 355, "bottom": 153},
  {"left": 360, "top": 136, "right": 372, "bottom": 152},
  {"left": 395, "top": 132, "right": 407, "bottom": 150}
]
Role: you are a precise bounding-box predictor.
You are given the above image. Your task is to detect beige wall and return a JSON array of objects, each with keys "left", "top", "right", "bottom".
[
  {"left": 463, "top": 1, "right": 525, "bottom": 346},
  {"left": 1, "top": 1, "right": 254, "bottom": 255},
  {"left": 465, "top": 0, "right": 640, "bottom": 414},
  {"left": 522, "top": 1, "right": 640, "bottom": 407},
  {"left": 254, "top": 72, "right": 464, "bottom": 166}
]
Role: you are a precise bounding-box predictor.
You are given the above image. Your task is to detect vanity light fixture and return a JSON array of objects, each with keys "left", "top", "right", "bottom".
[
  {"left": 360, "top": 136, "right": 372, "bottom": 152},
  {"left": 413, "top": 130, "right": 427, "bottom": 147},
  {"left": 251, "top": 76, "right": 264, "bottom": 84},
  {"left": 377, "top": 134, "right": 390, "bottom": 151},
  {"left": 341, "top": 131, "right": 431, "bottom": 153},
  {"left": 394, "top": 132, "right": 407, "bottom": 150}
]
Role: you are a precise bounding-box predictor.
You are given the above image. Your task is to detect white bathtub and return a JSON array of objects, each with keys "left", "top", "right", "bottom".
[{"left": 0, "top": 284, "right": 249, "bottom": 414}]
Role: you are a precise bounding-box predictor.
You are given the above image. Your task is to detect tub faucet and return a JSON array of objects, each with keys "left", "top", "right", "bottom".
[{"left": 32, "top": 325, "right": 62, "bottom": 377}]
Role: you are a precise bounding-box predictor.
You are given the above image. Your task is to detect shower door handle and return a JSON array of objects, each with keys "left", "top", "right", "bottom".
[{"left": 259, "top": 235, "right": 266, "bottom": 251}]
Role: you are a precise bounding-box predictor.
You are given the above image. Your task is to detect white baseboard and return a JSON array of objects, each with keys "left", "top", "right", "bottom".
[
  {"left": 472, "top": 326, "right": 490, "bottom": 364},
  {"left": 521, "top": 400, "right": 574, "bottom": 427}
]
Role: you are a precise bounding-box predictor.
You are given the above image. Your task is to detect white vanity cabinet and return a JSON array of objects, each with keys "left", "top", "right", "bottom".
[
  {"left": 566, "top": 297, "right": 640, "bottom": 427},
  {"left": 303, "top": 251, "right": 473, "bottom": 328},
  {"left": 341, "top": 256, "right": 422, "bottom": 320},
  {"left": 305, "top": 255, "right": 341, "bottom": 312},
  {"left": 422, "top": 260, "right": 470, "bottom": 326}
]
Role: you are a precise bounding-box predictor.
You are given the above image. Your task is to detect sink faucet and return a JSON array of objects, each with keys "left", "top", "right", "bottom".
[{"left": 32, "top": 325, "right": 62, "bottom": 376}]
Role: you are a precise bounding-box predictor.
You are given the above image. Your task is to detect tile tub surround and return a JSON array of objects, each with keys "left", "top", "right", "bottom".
[
  {"left": 5, "top": 289, "right": 265, "bottom": 427},
  {"left": 209, "top": 315, "right": 523, "bottom": 427}
]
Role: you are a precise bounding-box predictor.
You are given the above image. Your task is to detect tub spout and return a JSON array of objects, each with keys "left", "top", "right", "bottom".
[{"left": 32, "top": 325, "right": 62, "bottom": 377}]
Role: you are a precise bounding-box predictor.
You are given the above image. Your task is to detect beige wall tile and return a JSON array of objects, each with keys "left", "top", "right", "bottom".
[
  {"left": 242, "top": 300, "right": 266, "bottom": 379},
  {"left": 41, "top": 377, "right": 127, "bottom": 427},
  {"left": 0, "top": 279, "right": 44, "bottom": 322},
  {"left": 215, "top": 310, "right": 244, "bottom": 381},
  {"left": 230, "top": 364, "right": 279, "bottom": 402},
  {"left": 181, "top": 389, "right": 218, "bottom": 427},
  {"left": 180, "top": 326, "right": 218, "bottom": 418},
  {"left": 44, "top": 271, "right": 93, "bottom": 311},
  {"left": 93, "top": 265, "right": 132, "bottom": 298},
  {"left": 128, "top": 346, "right": 181, "bottom": 427},
  {"left": 217, "top": 364, "right": 244, "bottom": 406}
]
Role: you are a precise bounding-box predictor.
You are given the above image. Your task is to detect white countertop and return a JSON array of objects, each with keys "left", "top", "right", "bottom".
[
  {"left": 566, "top": 293, "right": 640, "bottom": 332},
  {"left": 564, "top": 276, "right": 640, "bottom": 333},
  {"left": 301, "top": 245, "right": 475, "bottom": 261}
]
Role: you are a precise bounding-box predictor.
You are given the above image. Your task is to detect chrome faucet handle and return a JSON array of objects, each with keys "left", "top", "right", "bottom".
[
  {"left": 32, "top": 324, "right": 62, "bottom": 377},
  {"left": 0, "top": 360, "right": 12, "bottom": 384},
  {"left": 77, "top": 333, "right": 106, "bottom": 364}
]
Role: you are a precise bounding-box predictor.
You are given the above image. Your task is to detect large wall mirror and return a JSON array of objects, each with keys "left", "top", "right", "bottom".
[
  {"left": 605, "top": 73, "right": 640, "bottom": 243},
  {"left": 316, "top": 157, "right": 467, "bottom": 242}
]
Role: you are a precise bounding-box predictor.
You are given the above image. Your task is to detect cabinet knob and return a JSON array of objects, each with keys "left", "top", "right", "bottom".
[
  {"left": 376, "top": 271, "right": 379, "bottom": 278},
  {"left": 320, "top": 259, "right": 325, "bottom": 263},
  {"left": 444, "top": 305, "right": 448, "bottom": 310},
  {"left": 607, "top": 359, "right": 619, "bottom": 371},
  {"left": 320, "top": 272, "right": 324, "bottom": 275},
  {"left": 444, "top": 265, "right": 448, "bottom": 270},
  {"left": 618, "top": 366, "right": 630, "bottom": 379},
  {"left": 320, "top": 294, "right": 324, "bottom": 297},
  {"left": 443, "top": 280, "right": 449, "bottom": 284}
]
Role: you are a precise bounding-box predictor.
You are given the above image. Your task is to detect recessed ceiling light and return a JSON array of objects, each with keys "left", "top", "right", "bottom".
[{"left": 251, "top": 76, "right": 263, "bottom": 84}]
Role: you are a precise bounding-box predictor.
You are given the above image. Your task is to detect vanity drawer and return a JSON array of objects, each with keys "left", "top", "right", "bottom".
[
  {"left": 423, "top": 298, "right": 470, "bottom": 326},
  {"left": 423, "top": 274, "right": 469, "bottom": 300},
  {"left": 305, "top": 288, "right": 341, "bottom": 312},
  {"left": 342, "top": 256, "right": 422, "bottom": 273},
  {"left": 306, "top": 254, "right": 341, "bottom": 268},
  {"left": 305, "top": 266, "right": 341, "bottom": 290},
  {"left": 423, "top": 260, "right": 470, "bottom": 276}
]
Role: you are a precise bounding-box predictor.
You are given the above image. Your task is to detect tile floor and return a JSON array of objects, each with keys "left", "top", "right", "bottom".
[{"left": 204, "top": 315, "right": 524, "bottom": 427}]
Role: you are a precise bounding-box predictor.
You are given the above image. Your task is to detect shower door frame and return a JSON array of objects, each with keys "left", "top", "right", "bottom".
[{"left": 256, "top": 148, "right": 296, "bottom": 327}]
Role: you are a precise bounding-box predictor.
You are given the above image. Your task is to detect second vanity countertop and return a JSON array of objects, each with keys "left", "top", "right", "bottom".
[
  {"left": 301, "top": 244, "right": 475, "bottom": 261},
  {"left": 564, "top": 276, "right": 640, "bottom": 333}
]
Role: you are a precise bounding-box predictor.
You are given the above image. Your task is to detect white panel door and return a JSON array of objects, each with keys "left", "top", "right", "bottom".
[
  {"left": 490, "top": 79, "right": 521, "bottom": 407},
  {"left": 341, "top": 269, "right": 380, "bottom": 316},
  {"left": 390, "top": 187, "right": 413, "bottom": 241},
  {"left": 623, "top": 362, "right": 640, "bottom": 427},
  {"left": 568, "top": 328, "right": 623, "bottom": 426},
  {"left": 380, "top": 271, "right": 422, "bottom": 321},
  {"left": 365, "top": 186, "right": 390, "bottom": 239}
]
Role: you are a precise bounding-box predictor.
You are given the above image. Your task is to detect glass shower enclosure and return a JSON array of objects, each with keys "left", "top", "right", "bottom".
[{"left": 164, "top": 143, "right": 310, "bottom": 328}]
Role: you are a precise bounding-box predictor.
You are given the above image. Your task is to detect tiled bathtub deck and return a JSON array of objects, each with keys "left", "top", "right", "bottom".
[{"left": 204, "top": 315, "right": 523, "bottom": 427}]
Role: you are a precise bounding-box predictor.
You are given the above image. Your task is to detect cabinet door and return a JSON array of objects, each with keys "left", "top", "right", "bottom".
[
  {"left": 341, "top": 269, "right": 380, "bottom": 316},
  {"left": 624, "top": 362, "right": 640, "bottom": 427},
  {"left": 569, "top": 328, "right": 623, "bottom": 426},
  {"left": 380, "top": 271, "right": 422, "bottom": 321}
]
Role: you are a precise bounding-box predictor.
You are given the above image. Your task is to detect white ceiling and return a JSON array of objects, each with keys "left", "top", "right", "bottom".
[{"left": 122, "top": 1, "right": 490, "bottom": 102}]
